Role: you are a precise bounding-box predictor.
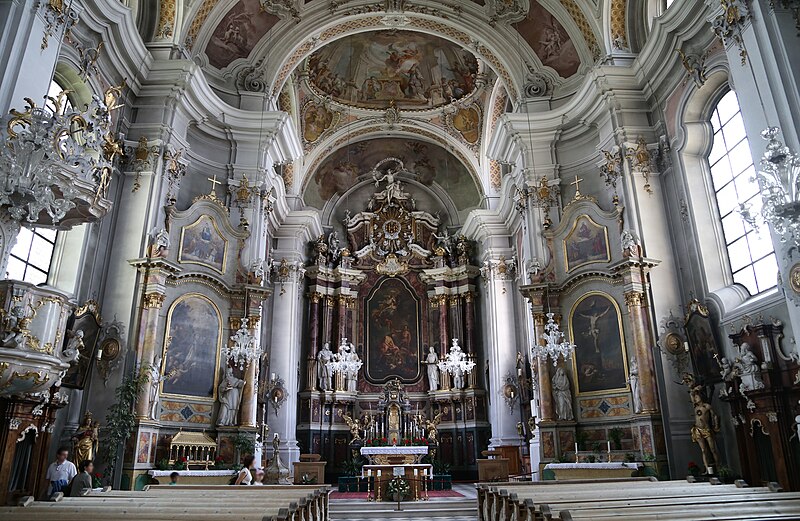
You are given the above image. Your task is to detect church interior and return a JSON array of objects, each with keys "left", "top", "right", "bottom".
[{"left": 1, "top": 0, "right": 800, "bottom": 518}]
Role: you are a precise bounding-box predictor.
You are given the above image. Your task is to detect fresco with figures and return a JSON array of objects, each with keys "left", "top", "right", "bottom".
[
  {"left": 162, "top": 295, "right": 221, "bottom": 399},
  {"left": 179, "top": 215, "right": 228, "bottom": 273},
  {"left": 570, "top": 293, "right": 628, "bottom": 394},
  {"left": 366, "top": 277, "right": 421, "bottom": 383},
  {"left": 514, "top": 1, "right": 581, "bottom": 78},
  {"left": 306, "top": 30, "right": 479, "bottom": 110},
  {"left": 205, "top": 0, "right": 278, "bottom": 69},
  {"left": 305, "top": 138, "right": 481, "bottom": 213}
]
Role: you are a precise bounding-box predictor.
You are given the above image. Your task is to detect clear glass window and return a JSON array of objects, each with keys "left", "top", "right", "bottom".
[{"left": 6, "top": 228, "right": 57, "bottom": 285}]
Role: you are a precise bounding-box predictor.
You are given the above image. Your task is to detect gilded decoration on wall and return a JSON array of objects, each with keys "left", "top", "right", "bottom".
[
  {"left": 178, "top": 215, "right": 229, "bottom": 273},
  {"left": 569, "top": 293, "right": 629, "bottom": 394},
  {"left": 161, "top": 294, "right": 222, "bottom": 400},
  {"left": 684, "top": 299, "right": 723, "bottom": 384},
  {"left": 563, "top": 215, "right": 610, "bottom": 272},
  {"left": 449, "top": 104, "right": 481, "bottom": 145},
  {"left": 625, "top": 137, "right": 655, "bottom": 195}
]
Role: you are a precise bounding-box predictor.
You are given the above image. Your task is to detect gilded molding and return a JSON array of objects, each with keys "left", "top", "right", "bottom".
[
  {"left": 143, "top": 292, "right": 166, "bottom": 309},
  {"left": 624, "top": 291, "right": 644, "bottom": 308}
]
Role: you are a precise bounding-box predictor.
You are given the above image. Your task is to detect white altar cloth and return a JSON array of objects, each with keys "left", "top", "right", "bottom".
[
  {"left": 543, "top": 463, "right": 641, "bottom": 470},
  {"left": 360, "top": 446, "right": 429, "bottom": 457},
  {"left": 147, "top": 470, "right": 236, "bottom": 477}
]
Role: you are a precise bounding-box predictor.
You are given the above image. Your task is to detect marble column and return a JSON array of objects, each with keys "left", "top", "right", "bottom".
[
  {"left": 306, "top": 292, "right": 321, "bottom": 391},
  {"left": 434, "top": 295, "right": 451, "bottom": 390},
  {"left": 532, "top": 313, "right": 555, "bottom": 422},
  {"left": 624, "top": 291, "right": 659, "bottom": 413},
  {"left": 133, "top": 290, "right": 166, "bottom": 419}
]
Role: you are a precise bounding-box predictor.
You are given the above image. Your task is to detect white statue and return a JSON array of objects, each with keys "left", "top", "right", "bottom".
[
  {"left": 552, "top": 367, "right": 574, "bottom": 421},
  {"left": 1, "top": 306, "right": 26, "bottom": 349},
  {"left": 346, "top": 344, "right": 360, "bottom": 392},
  {"left": 620, "top": 229, "right": 640, "bottom": 257},
  {"left": 150, "top": 228, "right": 170, "bottom": 258},
  {"left": 452, "top": 369, "right": 465, "bottom": 390},
  {"left": 628, "top": 356, "right": 641, "bottom": 413},
  {"left": 432, "top": 229, "right": 453, "bottom": 256},
  {"left": 148, "top": 354, "right": 172, "bottom": 421},
  {"left": 736, "top": 343, "right": 764, "bottom": 392},
  {"left": 425, "top": 346, "right": 440, "bottom": 391},
  {"left": 719, "top": 357, "right": 734, "bottom": 382},
  {"left": 217, "top": 367, "right": 245, "bottom": 426},
  {"left": 317, "top": 342, "right": 333, "bottom": 391},
  {"left": 63, "top": 329, "right": 84, "bottom": 364},
  {"left": 373, "top": 168, "right": 402, "bottom": 202}
]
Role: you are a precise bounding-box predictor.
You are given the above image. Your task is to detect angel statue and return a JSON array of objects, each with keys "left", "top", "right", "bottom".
[
  {"left": 424, "top": 411, "right": 443, "bottom": 444},
  {"left": 373, "top": 167, "right": 402, "bottom": 203},
  {"left": 342, "top": 413, "right": 362, "bottom": 442},
  {"left": 63, "top": 329, "right": 84, "bottom": 364}
]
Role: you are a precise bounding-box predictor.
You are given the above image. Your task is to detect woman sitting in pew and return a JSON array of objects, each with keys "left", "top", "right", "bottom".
[{"left": 69, "top": 460, "right": 94, "bottom": 496}]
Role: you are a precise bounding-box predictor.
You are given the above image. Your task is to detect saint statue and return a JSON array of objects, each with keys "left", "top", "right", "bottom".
[
  {"left": 345, "top": 343, "right": 360, "bottom": 392},
  {"left": 1, "top": 306, "right": 27, "bottom": 349},
  {"left": 424, "top": 346, "right": 440, "bottom": 391},
  {"left": 373, "top": 168, "right": 402, "bottom": 203},
  {"left": 689, "top": 383, "right": 721, "bottom": 474},
  {"left": 217, "top": 366, "right": 245, "bottom": 426},
  {"left": 63, "top": 329, "right": 84, "bottom": 364},
  {"left": 317, "top": 342, "right": 333, "bottom": 391},
  {"left": 452, "top": 369, "right": 464, "bottom": 390},
  {"left": 552, "top": 367, "right": 574, "bottom": 421},
  {"left": 628, "top": 356, "right": 641, "bottom": 413},
  {"left": 735, "top": 343, "right": 764, "bottom": 391},
  {"left": 148, "top": 354, "right": 175, "bottom": 421},
  {"left": 72, "top": 411, "right": 99, "bottom": 464}
]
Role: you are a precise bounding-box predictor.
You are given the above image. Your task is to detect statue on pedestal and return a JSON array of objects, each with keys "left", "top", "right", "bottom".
[
  {"left": 552, "top": 367, "right": 574, "bottom": 421},
  {"left": 217, "top": 367, "right": 245, "bottom": 426},
  {"left": 688, "top": 382, "right": 721, "bottom": 474},
  {"left": 264, "top": 433, "right": 290, "bottom": 484},
  {"left": 345, "top": 344, "right": 360, "bottom": 392},
  {"left": 342, "top": 413, "right": 362, "bottom": 442},
  {"left": 735, "top": 343, "right": 764, "bottom": 392},
  {"left": 317, "top": 342, "right": 333, "bottom": 391},
  {"left": 72, "top": 411, "right": 99, "bottom": 464},
  {"left": 628, "top": 356, "right": 641, "bottom": 413},
  {"left": 424, "top": 346, "right": 440, "bottom": 391}
]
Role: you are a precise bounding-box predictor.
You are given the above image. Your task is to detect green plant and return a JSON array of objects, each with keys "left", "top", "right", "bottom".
[
  {"left": 340, "top": 457, "right": 363, "bottom": 477},
  {"left": 576, "top": 431, "right": 590, "bottom": 450},
  {"left": 432, "top": 459, "right": 451, "bottom": 475},
  {"left": 687, "top": 461, "right": 701, "bottom": 477},
  {"left": 643, "top": 453, "right": 656, "bottom": 462},
  {"left": 717, "top": 465, "right": 738, "bottom": 480},
  {"left": 591, "top": 442, "right": 602, "bottom": 453},
  {"left": 556, "top": 453, "right": 571, "bottom": 463},
  {"left": 231, "top": 433, "right": 256, "bottom": 460},
  {"left": 99, "top": 365, "right": 150, "bottom": 481},
  {"left": 386, "top": 476, "right": 410, "bottom": 501},
  {"left": 608, "top": 428, "right": 624, "bottom": 450},
  {"left": 584, "top": 455, "right": 597, "bottom": 463},
  {"left": 156, "top": 458, "right": 171, "bottom": 471},
  {"left": 623, "top": 453, "right": 636, "bottom": 463}
]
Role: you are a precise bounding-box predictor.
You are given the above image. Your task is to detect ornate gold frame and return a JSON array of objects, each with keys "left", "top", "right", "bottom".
[
  {"left": 563, "top": 215, "right": 611, "bottom": 272},
  {"left": 159, "top": 293, "right": 223, "bottom": 403},
  {"left": 177, "top": 215, "right": 229, "bottom": 274},
  {"left": 568, "top": 291, "right": 630, "bottom": 396}
]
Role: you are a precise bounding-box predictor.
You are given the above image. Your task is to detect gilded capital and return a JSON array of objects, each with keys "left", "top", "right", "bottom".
[
  {"left": 142, "top": 292, "right": 165, "bottom": 309},
  {"left": 624, "top": 291, "right": 644, "bottom": 308}
]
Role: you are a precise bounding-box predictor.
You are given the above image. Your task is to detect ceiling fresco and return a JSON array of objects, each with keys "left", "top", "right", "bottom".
[
  {"left": 305, "top": 30, "right": 480, "bottom": 111},
  {"left": 514, "top": 1, "right": 581, "bottom": 78},
  {"left": 304, "top": 138, "right": 482, "bottom": 214},
  {"left": 205, "top": 0, "right": 279, "bottom": 69}
]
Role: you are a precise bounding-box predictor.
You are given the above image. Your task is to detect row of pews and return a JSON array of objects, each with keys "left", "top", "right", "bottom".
[
  {"left": 0, "top": 484, "right": 330, "bottom": 521},
  {"left": 477, "top": 477, "right": 800, "bottom": 521}
]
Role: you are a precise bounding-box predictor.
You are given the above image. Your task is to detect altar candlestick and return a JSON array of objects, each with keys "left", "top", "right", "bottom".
[
  {"left": 607, "top": 441, "right": 611, "bottom": 453},
  {"left": 575, "top": 442, "right": 579, "bottom": 463}
]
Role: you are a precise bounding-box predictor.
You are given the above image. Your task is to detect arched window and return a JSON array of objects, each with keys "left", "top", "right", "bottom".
[{"left": 708, "top": 90, "right": 777, "bottom": 295}]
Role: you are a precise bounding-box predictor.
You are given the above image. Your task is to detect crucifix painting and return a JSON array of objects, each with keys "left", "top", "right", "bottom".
[
  {"left": 570, "top": 293, "right": 628, "bottom": 394},
  {"left": 365, "top": 277, "right": 421, "bottom": 383}
]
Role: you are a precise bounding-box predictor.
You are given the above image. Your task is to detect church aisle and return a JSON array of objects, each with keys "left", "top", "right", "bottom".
[{"left": 330, "top": 484, "right": 478, "bottom": 521}]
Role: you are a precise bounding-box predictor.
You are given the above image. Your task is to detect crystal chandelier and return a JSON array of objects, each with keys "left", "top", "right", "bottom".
[
  {"left": 739, "top": 128, "right": 800, "bottom": 247},
  {"left": 222, "top": 323, "right": 261, "bottom": 370},
  {"left": 326, "top": 338, "right": 363, "bottom": 377},
  {"left": 0, "top": 86, "right": 123, "bottom": 225},
  {"left": 437, "top": 339, "right": 476, "bottom": 377},
  {"left": 532, "top": 312, "right": 575, "bottom": 366}
]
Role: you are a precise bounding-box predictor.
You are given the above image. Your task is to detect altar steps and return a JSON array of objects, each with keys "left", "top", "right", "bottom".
[{"left": 329, "top": 497, "right": 478, "bottom": 521}]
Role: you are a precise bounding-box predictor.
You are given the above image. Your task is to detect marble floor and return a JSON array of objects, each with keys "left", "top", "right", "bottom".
[{"left": 329, "top": 483, "right": 478, "bottom": 521}]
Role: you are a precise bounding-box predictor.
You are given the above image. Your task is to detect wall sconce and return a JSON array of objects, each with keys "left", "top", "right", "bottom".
[
  {"left": 266, "top": 373, "right": 286, "bottom": 415},
  {"left": 501, "top": 372, "right": 519, "bottom": 413}
]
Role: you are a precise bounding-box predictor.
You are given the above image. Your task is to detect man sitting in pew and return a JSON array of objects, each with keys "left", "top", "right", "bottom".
[{"left": 68, "top": 460, "right": 93, "bottom": 497}]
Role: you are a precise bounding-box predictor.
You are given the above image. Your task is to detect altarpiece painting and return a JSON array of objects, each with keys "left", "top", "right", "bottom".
[
  {"left": 685, "top": 300, "right": 722, "bottom": 384},
  {"left": 570, "top": 293, "right": 628, "bottom": 393},
  {"left": 365, "top": 277, "right": 421, "bottom": 383},
  {"left": 178, "top": 215, "right": 228, "bottom": 273},
  {"left": 564, "top": 215, "right": 610, "bottom": 272},
  {"left": 161, "top": 294, "right": 222, "bottom": 399}
]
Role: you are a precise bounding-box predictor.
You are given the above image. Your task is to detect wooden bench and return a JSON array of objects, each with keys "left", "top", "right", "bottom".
[{"left": 0, "top": 484, "right": 330, "bottom": 521}]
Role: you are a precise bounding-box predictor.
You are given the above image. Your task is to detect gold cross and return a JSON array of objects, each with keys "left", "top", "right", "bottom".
[
  {"left": 207, "top": 175, "right": 223, "bottom": 196},
  {"left": 570, "top": 175, "right": 583, "bottom": 196}
]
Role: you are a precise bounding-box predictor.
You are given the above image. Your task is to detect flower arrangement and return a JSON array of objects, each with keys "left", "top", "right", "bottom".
[
  {"left": 398, "top": 437, "right": 427, "bottom": 446},
  {"left": 173, "top": 456, "right": 188, "bottom": 470},
  {"left": 92, "top": 472, "right": 103, "bottom": 488},
  {"left": 365, "top": 437, "right": 389, "bottom": 447},
  {"left": 213, "top": 456, "right": 230, "bottom": 470},
  {"left": 386, "top": 476, "right": 410, "bottom": 501},
  {"left": 687, "top": 461, "right": 701, "bottom": 477}
]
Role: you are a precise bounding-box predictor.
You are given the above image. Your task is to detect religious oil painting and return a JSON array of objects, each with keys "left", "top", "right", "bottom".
[
  {"left": 60, "top": 303, "right": 102, "bottom": 389},
  {"left": 179, "top": 215, "right": 228, "bottom": 273},
  {"left": 205, "top": 0, "right": 279, "bottom": 69},
  {"left": 564, "top": 215, "right": 610, "bottom": 272},
  {"left": 365, "top": 277, "right": 421, "bottom": 383},
  {"left": 306, "top": 30, "right": 479, "bottom": 110},
  {"left": 569, "top": 293, "right": 628, "bottom": 394},
  {"left": 685, "top": 300, "right": 722, "bottom": 384},
  {"left": 162, "top": 295, "right": 222, "bottom": 399}
]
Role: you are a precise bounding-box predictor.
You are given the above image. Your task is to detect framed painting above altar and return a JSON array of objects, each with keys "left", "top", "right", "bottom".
[
  {"left": 569, "top": 293, "right": 628, "bottom": 394},
  {"left": 161, "top": 294, "right": 222, "bottom": 400},
  {"left": 178, "top": 215, "right": 228, "bottom": 273},
  {"left": 564, "top": 215, "right": 610, "bottom": 272},
  {"left": 365, "top": 277, "right": 421, "bottom": 383}
]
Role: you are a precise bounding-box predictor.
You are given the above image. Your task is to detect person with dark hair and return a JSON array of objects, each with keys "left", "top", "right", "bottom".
[
  {"left": 234, "top": 455, "right": 255, "bottom": 485},
  {"left": 169, "top": 472, "right": 179, "bottom": 485},
  {"left": 45, "top": 447, "right": 77, "bottom": 496},
  {"left": 69, "top": 460, "right": 94, "bottom": 496}
]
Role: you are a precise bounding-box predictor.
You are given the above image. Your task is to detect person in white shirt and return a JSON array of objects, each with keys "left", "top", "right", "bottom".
[
  {"left": 45, "top": 447, "right": 77, "bottom": 496},
  {"left": 234, "top": 455, "right": 255, "bottom": 485}
]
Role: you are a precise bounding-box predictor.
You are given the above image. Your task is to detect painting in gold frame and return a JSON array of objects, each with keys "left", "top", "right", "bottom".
[
  {"left": 569, "top": 292, "right": 629, "bottom": 394},
  {"left": 563, "top": 215, "right": 610, "bottom": 272},
  {"left": 178, "top": 215, "right": 228, "bottom": 274},
  {"left": 684, "top": 299, "right": 722, "bottom": 384},
  {"left": 160, "top": 294, "right": 222, "bottom": 401}
]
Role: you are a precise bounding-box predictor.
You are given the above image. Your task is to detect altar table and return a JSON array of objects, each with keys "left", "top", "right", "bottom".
[
  {"left": 360, "top": 445, "right": 428, "bottom": 465},
  {"left": 544, "top": 462, "right": 642, "bottom": 480},
  {"left": 362, "top": 464, "right": 433, "bottom": 501},
  {"left": 147, "top": 469, "right": 236, "bottom": 485}
]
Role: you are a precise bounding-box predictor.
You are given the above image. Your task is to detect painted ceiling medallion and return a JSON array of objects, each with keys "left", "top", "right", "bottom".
[
  {"left": 450, "top": 105, "right": 481, "bottom": 145},
  {"left": 305, "top": 30, "right": 479, "bottom": 111}
]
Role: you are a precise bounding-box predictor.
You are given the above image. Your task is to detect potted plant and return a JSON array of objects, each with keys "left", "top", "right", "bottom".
[
  {"left": 338, "top": 458, "right": 363, "bottom": 492},
  {"left": 432, "top": 460, "right": 452, "bottom": 490},
  {"left": 576, "top": 431, "right": 590, "bottom": 451},
  {"left": 687, "top": 461, "right": 701, "bottom": 477},
  {"left": 608, "top": 428, "right": 624, "bottom": 450},
  {"left": 386, "top": 476, "right": 410, "bottom": 502}
]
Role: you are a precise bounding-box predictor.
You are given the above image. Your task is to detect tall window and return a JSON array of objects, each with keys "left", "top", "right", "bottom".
[
  {"left": 6, "top": 228, "right": 57, "bottom": 285},
  {"left": 708, "top": 90, "right": 777, "bottom": 295}
]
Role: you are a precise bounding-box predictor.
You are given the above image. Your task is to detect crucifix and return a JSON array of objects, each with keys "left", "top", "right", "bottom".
[
  {"left": 207, "top": 175, "right": 223, "bottom": 196},
  {"left": 570, "top": 175, "right": 584, "bottom": 197}
]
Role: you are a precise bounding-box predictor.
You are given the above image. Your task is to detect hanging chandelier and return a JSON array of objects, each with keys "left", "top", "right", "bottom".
[
  {"left": 0, "top": 85, "right": 124, "bottom": 226},
  {"left": 222, "top": 323, "right": 261, "bottom": 370},
  {"left": 532, "top": 312, "right": 575, "bottom": 366},
  {"left": 437, "top": 339, "right": 476, "bottom": 377},
  {"left": 739, "top": 128, "right": 800, "bottom": 247}
]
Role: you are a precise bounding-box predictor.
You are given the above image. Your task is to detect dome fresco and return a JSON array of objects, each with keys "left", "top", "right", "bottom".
[{"left": 305, "top": 30, "right": 480, "bottom": 111}]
